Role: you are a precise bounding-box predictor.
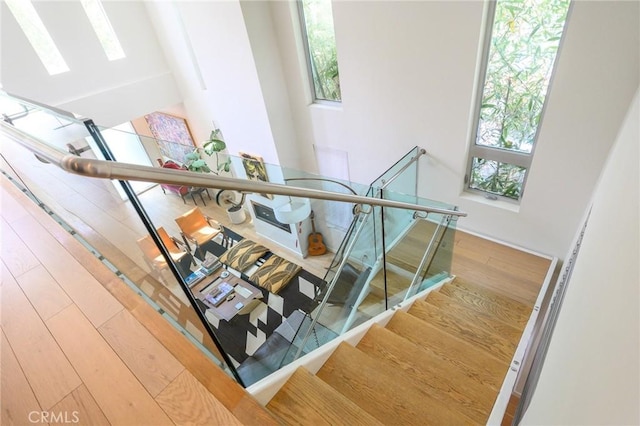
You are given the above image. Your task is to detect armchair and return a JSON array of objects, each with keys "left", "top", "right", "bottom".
[
  {"left": 159, "top": 160, "right": 190, "bottom": 203},
  {"left": 159, "top": 160, "right": 211, "bottom": 205},
  {"left": 174, "top": 207, "right": 221, "bottom": 260},
  {"left": 136, "top": 227, "right": 194, "bottom": 278}
]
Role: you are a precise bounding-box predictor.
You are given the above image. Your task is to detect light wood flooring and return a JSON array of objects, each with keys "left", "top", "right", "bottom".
[{"left": 0, "top": 175, "right": 277, "bottom": 425}]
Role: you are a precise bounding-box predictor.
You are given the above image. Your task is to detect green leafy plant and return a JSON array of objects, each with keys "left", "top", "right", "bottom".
[
  {"left": 185, "top": 128, "right": 231, "bottom": 174},
  {"left": 202, "top": 128, "right": 231, "bottom": 173}
]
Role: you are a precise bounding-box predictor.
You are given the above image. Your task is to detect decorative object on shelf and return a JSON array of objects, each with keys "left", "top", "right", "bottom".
[
  {"left": 240, "top": 152, "right": 272, "bottom": 199},
  {"left": 216, "top": 189, "right": 247, "bottom": 224},
  {"left": 307, "top": 210, "right": 326, "bottom": 256},
  {"left": 144, "top": 112, "right": 196, "bottom": 164}
]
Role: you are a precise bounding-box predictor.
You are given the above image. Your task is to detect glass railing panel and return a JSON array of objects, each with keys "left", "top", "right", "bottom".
[
  {"left": 1, "top": 91, "right": 94, "bottom": 157},
  {"left": 420, "top": 212, "right": 457, "bottom": 291},
  {"left": 0, "top": 108, "right": 241, "bottom": 384},
  {"left": 368, "top": 146, "right": 422, "bottom": 192}
]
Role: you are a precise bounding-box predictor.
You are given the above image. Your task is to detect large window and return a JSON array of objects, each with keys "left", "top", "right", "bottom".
[
  {"left": 5, "top": 0, "right": 69, "bottom": 75},
  {"left": 467, "top": 0, "right": 571, "bottom": 200},
  {"left": 298, "top": 0, "right": 341, "bottom": 102}
]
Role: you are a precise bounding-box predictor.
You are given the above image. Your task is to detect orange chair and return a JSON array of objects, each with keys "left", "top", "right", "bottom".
[
  {"left": 175, "top": 207, "right": 221, "bottom": 259},
  {"left": 137, "top": 227, "right": 194, "bottom": 278}
]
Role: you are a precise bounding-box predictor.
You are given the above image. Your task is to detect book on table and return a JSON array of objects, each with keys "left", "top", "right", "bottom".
[{"left": 203, "top": 282, "right": 234, "bottom": 307}]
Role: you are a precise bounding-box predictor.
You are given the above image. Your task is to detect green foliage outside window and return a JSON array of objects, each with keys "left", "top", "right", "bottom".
[
  {"left": 471, "top": 0, "right": 570, "bottom": 199},
  {"left": 301, "top": 0, "right": 341, "bottom": 102}
]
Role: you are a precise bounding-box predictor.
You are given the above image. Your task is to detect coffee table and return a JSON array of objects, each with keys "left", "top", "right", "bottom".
[{"left": 194, "top": 272, "right": 262, "bottom": 321}]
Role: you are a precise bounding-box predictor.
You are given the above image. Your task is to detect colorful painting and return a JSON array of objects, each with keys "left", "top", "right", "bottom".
[
  {"left": 144, "top": 112, "right": 196, "bottom": 164},
  {"left": 240, "top": 152, "right": 272, "bottom": 199}
]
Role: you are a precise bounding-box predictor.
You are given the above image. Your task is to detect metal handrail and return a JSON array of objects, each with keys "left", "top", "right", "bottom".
[
  {"left": 379, "top": 148, "right": 426, "bottom": 190},
  {"left": 1, "top": 123, "right": 467, "bottom": 218}
]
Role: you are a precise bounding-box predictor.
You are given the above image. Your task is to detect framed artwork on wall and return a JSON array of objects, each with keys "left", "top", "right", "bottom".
[
  {"left": 144, "top": 112, "right": 196, "bottom": 164},
  {"left": 240, "top": 152, "right": 273, "bottom": 199}
]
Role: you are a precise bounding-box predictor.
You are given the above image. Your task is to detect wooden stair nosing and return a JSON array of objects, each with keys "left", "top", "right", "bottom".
[
  {"left": 317, "top": 342, "right": 477, "bottom": 425},
  {"left": 358, "top": 324, "right": 495, "bottom": 424},
  {"left": 425, "top": 290, "right": 524, "bottom": 345},
  {"left": 386, "top": 311, "right": 509, "bottom": 391},
  {"left": 266, "top": 368, "right": 382, "bottom": 426},
  {"left": 408, "top": 300, "right": 517, "bottom": 364}
]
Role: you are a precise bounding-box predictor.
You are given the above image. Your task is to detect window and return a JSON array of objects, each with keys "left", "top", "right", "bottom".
[
  {"left": 80, "top": 0, "right": 125, "bottom": 61},
  {"left": 298, "top": 0, "right": 341, "bottom": 102},
  {"left": 467, "top": 0, "right": 571, "bottom": 200},
  {"left": 5, "top": 0, "right": 69, "bottom": 75}
]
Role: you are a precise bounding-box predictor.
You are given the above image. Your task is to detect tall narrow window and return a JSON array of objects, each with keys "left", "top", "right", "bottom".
[
  {"left": 299, "top": 0, "right": 341, "bottom": 102},
  {"left": 81, "top": 0, "right": 125, "bottom": 61},
  {"left": 468, "top": 0, "right": 571, "bottom": 200},
  {"left": 5, "top": 0, "right": 69, "bottom": 75}
]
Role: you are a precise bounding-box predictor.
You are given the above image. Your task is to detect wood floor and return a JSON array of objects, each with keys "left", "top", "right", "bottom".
[{"left": 0, "top": 176, "right": 277, "bottom": 425}]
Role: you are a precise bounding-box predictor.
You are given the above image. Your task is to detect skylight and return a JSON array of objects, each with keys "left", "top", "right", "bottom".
[
  {"left": 5, "top": 0, "right": 70, "bottom": 75},
  {"left": 80, "top": 0, "right": 125, "bottom": 61}
]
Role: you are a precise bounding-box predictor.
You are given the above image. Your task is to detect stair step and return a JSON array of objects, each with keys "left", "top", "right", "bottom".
[
  {"left": 408, "top": 299, "right": 516, "bottom": 364},
  {"left": 425, "top": 290, "right": 523, "bottom": 346},
  {"left": 266, "top": 367, "right": 381, "bottom": 426},
  {"left": 317, "top": 342, "right": 476, "bottom": 425},
  {"left": 357, "top": 324, "right": 494, "bottom": 424},
  {"left": 441, "top": 280, "right": 531, "bottom": 327},
  {"left": 368, "top": 267, "right": 411, "bottom": 299},
  {"left": 386, "top": 311, "right": 508, "bottom": 390}
]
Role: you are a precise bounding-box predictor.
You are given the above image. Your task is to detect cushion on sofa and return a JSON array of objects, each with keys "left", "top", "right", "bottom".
[
  {"left": 219, "top": 239, "right": 268, "bottom": 271},
  {"left": 249, "top": 255, "right": 301, "bottom": 294}
]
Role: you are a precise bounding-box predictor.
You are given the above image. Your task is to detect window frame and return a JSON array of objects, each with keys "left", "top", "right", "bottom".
[
  {"left": 296, "top": 0, "right": 342, "bottom": 104},
  {"left": 465, "top": 0, "right": 570, "bottom": 202}
]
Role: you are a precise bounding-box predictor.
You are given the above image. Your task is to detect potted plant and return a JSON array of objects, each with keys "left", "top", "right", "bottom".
[
  {"left": 184, "top": 129, "right": 230, "bottom": 173},
  {"left": 203, "top": 128, "right": 231, "bottom": 174},
  {"left": 198, "top": 128, "right": 248, "bottom": 224},
  {"left": 215, "top": 189, "right": 247, "bottom": 225}
]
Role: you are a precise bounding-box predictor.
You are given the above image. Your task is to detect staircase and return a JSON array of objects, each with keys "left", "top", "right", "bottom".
[{"left": 265, "top": 279, "right": 531, "bottom": 425}]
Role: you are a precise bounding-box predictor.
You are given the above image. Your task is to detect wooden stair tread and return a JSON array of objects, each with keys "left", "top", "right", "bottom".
[
  {"left": 442, "top": 280, "right": 532, "bottom": 325},
  {"left": 266, "top": 367, "right": 382, "bottom": 426},
  {"left": 408, "top": 300, "right": 516, "bottom": 364},
  {"left": 425, "top": 290, "right": 524, "bottom": 345},
  {"left": 386, "top": 311, "right": 508, "bottom": 390},
  {"left": 317, "top": 343, "right": 476, "bottom": 425},
  {"left": 358, "top": 324, "right": 495, "bottom": 424},
  {"left": 368, "top": 268, "right": 411, "bottom": 298}
]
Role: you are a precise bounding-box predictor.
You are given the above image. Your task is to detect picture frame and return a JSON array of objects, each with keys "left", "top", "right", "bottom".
[
  {"left": 240, "top": 152, "right": 273, "bottom": 199},
  {"left": 144, "top": 112, "right": 196, "bottom": 164}
]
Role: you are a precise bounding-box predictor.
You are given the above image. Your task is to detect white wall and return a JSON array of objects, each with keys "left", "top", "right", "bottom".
[
  {"left": 2, "top": 1, "right": 638, "bottom": 260},
  {"left": 522, "top": 88, "right": 639, "bottom": 425},
  {"left": 144, "top": 0, "right": 281, "bottom": 165},
  {"left": 269, "top": 0, "right": 639, "bottom": 259},
  {"left": 1, "top": 1, "right": 181, "bottom": 127}
]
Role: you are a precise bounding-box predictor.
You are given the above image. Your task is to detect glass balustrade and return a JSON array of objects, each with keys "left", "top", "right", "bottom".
[
  {"left": 0, "top": 93, "right": 241, "bottom": 384},
  {"left": 0, "top": 92, "right": 461, "bottom": 387}
]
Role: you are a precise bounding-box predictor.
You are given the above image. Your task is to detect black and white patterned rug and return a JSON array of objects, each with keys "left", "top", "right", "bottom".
[{"left": 195, "top": 229, "right": 325, "bottom": 366}]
